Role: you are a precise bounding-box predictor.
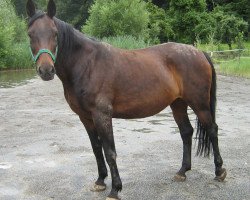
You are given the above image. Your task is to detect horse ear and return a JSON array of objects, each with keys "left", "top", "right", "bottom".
[
  {"left": 26, "top": 0, "right": 36, "bottom": 17},
  {"left": 47, "top": 0, "right": 56, "bottom": 18}
]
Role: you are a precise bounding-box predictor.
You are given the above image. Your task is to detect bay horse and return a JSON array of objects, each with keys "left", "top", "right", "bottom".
[{"left": 26, "top": 0, "right": 226, "bottom": 199}]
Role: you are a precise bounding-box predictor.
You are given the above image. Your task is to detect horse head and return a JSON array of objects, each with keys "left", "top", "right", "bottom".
[{"left": 26, "top": 0, "right": 57, "bottom": 81}]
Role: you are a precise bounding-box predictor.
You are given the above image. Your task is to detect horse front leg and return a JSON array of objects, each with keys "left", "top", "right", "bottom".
[
  {"left": 80, "top": 117, "right": 108, "bottom": 192},
  {"left": 92, "top": 107, "right": 122, "bottom": 200}
]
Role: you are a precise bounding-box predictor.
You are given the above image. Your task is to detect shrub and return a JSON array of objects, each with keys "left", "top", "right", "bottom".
[
  {"left": 83, "top": 0, "right": 150, "bottom": 39},
  {"left": 0, "top": 0, "right": 16, "bottom": 68},
  {"left": 0, "top": 0, "right": 32, "bottom": 69}
]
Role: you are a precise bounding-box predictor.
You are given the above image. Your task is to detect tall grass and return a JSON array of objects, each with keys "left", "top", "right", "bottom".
[{"left": 219, "top": 58, "right": 250, "bottom": 78}]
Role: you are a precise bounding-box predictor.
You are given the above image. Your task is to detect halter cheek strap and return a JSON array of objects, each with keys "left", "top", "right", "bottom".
[{"left": 29, "top": 46, "right": 58, "bottom": 64}]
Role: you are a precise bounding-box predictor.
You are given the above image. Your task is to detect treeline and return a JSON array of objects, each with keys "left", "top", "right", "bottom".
[
  {"left": 12, "top": 0, "right": 249, "bottom": 46},
  {"left": 0, "top": 0, "right": 249, "bottom": 69}
]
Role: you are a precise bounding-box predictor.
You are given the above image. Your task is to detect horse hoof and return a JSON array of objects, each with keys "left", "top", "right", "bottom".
[
  {"left": 173, "top": 173, "right": 186, "bottom": 182},
  {"left": 214, "top": 168, "right": 227, "bottom": 182},
  {"left": 90, "top": 183, "right": 106, "bottom": 192}
]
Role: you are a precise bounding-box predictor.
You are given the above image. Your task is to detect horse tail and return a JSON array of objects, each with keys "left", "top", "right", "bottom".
[{"left": 196, "top": 52, "right": 217, "bottom": 157}]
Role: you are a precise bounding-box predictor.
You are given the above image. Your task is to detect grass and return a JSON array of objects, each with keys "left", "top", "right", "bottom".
[
  {"left": 197, "top": 41, "right": 250, "bottom": 52},
  {"left": 197, "top": 41, "right": 250, "bottom": 78},
  {"left": 218, "top": 57, "right": 250, "bottom": 78}
]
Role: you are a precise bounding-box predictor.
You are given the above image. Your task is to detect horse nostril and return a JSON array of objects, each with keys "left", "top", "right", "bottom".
[
  {"left": 38, "top": 67, "right": 43, "bottom": 75},
  {"left": 51, "top": 67, "right": 56, "bottom": 74}
]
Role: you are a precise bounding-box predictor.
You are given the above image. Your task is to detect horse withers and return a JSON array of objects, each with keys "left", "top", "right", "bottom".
[{"left": 26, "top": 0, "right": 227, "bottom": 199}]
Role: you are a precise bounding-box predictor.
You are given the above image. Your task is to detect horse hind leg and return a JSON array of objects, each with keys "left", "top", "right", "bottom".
[
  {"left": 170, "top": 99, "right": 194, "bottom": 181},
  {"left": 195, "top": 109, "right": 227, "bottom": 181}
]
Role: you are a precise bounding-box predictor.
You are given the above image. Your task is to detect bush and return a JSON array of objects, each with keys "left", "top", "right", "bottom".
[
  {"left": 82, "top": 0, "right": 150, "bottom": 39},
  {"left": 0, "top": 0, "right": 32, "bottom": 69},
  {"left": 0, "top": 0, "right": 15, "bottom": 68}
]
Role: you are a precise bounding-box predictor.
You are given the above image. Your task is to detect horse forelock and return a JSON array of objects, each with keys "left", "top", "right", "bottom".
[{"left": 28, "top": 10, "right": 46, "bottom": 27}]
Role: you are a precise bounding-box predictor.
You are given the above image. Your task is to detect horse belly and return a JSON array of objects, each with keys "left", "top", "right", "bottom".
[{"left": 112, "top": 88, "right": 176, "bottom": 119}]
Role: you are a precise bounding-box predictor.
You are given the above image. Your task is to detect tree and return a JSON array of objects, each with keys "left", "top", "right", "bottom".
[
  {"left": 11, "top": 0, "right": 26, "bottom": 17},
  {"left": 206, "top": 0, "right": 250, "bottom": 34},
  {"left": 213, "top": 8, "right": 248, "bottom": 49},
  {"left": 194, "top": 12, "right": 216, "bottom": 43},
  {"left": 83, "top": 0, "right": 150, "bottom": 39},
  {"left": 146, "top": 1, "right": 174, "bottom": 43},
  {"left": 168, "top": 0, "right": 207, "bottom": 44},
  {"left": 56, "top": 0, "right": 93, "bottom": 30}
]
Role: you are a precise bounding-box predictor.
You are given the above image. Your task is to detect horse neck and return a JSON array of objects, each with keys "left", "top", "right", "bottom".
[{"left": 54, "top": 19, "right": 95, "bottom": 85}]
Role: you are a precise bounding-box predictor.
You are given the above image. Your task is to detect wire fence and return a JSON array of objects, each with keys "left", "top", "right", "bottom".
[{"left": 207, "top": 49, "right": 250, "bottom": 63}]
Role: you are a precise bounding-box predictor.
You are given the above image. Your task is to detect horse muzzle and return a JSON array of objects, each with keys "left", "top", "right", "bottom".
[{"left": 37, "top": 64, "right": 56, "bottom": 81}]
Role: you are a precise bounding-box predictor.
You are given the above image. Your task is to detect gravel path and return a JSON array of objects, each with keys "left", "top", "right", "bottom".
[{"left": 0, "top": 75, "right": 249, "bottom": 200}]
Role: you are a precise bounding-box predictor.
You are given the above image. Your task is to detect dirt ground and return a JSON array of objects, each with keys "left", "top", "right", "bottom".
[{"left": 0, "top": 74, "right": 249, "bottom": 200}]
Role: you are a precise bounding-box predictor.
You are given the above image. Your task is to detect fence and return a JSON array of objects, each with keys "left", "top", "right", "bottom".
[{"left": 207, "top": 49, "right": 250, "bottom": 63}]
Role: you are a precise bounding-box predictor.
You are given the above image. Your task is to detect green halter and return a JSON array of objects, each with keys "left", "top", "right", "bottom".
[{"left": 29, "top": 46, "right": 58, "bottom": 63}]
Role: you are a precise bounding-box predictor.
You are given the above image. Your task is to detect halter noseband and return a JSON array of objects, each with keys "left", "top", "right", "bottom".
[{"left": 29, "top": 47, "right": 58, "bottom": 64}]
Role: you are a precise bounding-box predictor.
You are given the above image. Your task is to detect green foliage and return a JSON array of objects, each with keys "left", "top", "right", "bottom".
[
  {"left": 146, "top": 1, "right": 174, "bottom": 43},
  {"left": 194, "top": 12, "right": 216, "bottom": 43},
  {"left": 212, "top": 8, "right": 248, "bottom": 49},
  {"left": 235, "top": 32, "right": 245, "bottom": 49},
  {"left": 83, "top": 0, "right": 150, "bottom": 39},
  {"left": 168, "top": 0, "right": 207, "bottom": 44},
  {"left": 206, "top": 0, "right": 250, "bottom": 36},
  {"left": 0, "top": 0, "right": 17, "bottom": 68},
  {"left": 0, "top": 0, "right": 32, "bottom": 69},
  {"left": 11, "top": 0, "right": 26, "bottom": 17},
  {"left": 102, "top": 35, "right": 150, "bottom": 50},
  {"left": 56, "top": 0, "right": 93, "bottom": 30}
]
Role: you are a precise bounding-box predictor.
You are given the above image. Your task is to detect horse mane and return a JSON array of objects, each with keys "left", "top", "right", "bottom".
[
  {"left": 53, "top": 18, "right": 79, "bottom": 64},
  {"left": 54, "top": 18, "right": 100, "bottom": 65}
]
